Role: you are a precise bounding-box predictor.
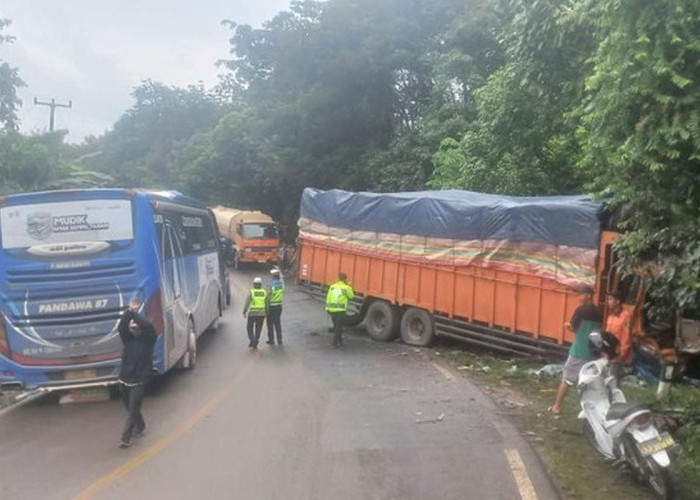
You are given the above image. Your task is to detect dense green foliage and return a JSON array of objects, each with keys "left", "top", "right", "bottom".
[
  {"left": 2, "top": 0, "right": 700, "bottom": 316},
  {"left": 574, "top": 0, "right": 700, "bottom": 317}
]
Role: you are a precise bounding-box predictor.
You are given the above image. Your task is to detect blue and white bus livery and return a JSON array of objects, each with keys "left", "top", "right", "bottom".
[{"left": 0, "top": 189, "right": 228, "bottom": 391}]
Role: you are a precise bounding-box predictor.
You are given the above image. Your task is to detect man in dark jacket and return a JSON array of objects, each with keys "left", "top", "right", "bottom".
[{"left": 118, "top": 300, "right": 156, "bottom": 448}]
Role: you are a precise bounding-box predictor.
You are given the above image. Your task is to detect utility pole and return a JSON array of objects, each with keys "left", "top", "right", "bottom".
[{"left": 34, "top": 97, "right": 72, "bottom": 132}]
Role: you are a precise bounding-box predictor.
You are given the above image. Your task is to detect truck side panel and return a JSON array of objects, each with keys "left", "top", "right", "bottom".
[{"left": 300, "top": 239, "right": 579, "bottom": 346}]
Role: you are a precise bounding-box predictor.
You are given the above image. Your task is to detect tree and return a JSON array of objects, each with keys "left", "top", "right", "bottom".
[
  {"left": 0, "top": 16, "right": 25, "bottom": 131},
  {"left": 87, "top": 80, "right": 225, "bottom": 188},
  {"left": 575, "top": 0, "right": 700, "bottom": 316},
  {"left": 431, "top": 0, "right": 595, "bottom": 195},
  {"left": 0, "top": 131, "right": 112, "bottom": 195},
  {"left": 212, "top": 0, "right": 464, "bottom": 223}
]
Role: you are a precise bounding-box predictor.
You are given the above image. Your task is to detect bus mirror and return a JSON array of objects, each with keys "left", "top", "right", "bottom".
[
  {"left": 0, "top": 314, "right": 10, "bottom": 357},
  {"left": 146, "top": 290, "right": 165, "bottom": 335}
]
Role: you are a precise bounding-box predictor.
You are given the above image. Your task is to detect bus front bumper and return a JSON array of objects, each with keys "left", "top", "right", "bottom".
[{"left": 0, "top": 356, "right": 121, "bottom": 392}]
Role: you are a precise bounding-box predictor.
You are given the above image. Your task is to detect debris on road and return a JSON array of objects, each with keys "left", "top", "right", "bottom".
[
  {"left": 415, "top": 412, "right": 445, "bottom": 424},
  {"left": 528, "top": 364, "right": 564, "bottom": 378}
]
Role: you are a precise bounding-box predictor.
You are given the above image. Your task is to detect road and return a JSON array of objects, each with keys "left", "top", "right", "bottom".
[{"left": 0, "top": 269, "right": 558, "bottom": 500}]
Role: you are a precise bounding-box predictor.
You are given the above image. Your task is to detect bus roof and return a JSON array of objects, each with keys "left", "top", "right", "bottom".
[{"left": 1, "top": 188, "right": 210, "bottom": 210}]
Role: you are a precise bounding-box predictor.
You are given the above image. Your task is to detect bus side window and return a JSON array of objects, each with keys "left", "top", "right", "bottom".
[{"left": 205, "top": 219, "right": 217, "bottom": 250}]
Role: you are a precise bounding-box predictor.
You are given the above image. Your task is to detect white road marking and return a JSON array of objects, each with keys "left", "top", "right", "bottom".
[
  {"left": 505, "top": 448, "right": 538, "bottom": 500},
  {"left": 432, "top": 362, "right": 456, "bottom": 381}
]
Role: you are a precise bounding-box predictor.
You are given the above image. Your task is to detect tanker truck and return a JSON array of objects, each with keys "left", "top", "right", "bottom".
[{"left": 212, "top": 206, "right": 280, "bottom": 268}]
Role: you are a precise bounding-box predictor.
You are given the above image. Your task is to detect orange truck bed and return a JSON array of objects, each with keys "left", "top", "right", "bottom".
[
  {"left": 297, "top": 188, "right": 609, "bottom": 358},
  {"left": 299, "top": 239, "right": 579, "bottom": 354}
]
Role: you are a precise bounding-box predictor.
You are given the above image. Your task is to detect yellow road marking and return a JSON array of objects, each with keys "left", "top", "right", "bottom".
[
  {"left": 505, "top": 448, "right": 538, "bottom": 500},
  {"left": 432, "top": 362, "right": 456, "bottom": 382},
  {"left": 73, "top": 354, "right": 258, "bottom": 500}
]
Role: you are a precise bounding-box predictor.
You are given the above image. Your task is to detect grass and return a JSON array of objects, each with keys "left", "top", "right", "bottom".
[{"left": 428, "top": 344, "right": 700, "bottom": 499}]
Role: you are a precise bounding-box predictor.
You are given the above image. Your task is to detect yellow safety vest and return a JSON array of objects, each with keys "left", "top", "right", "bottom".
[
  {"left": 249, "top": 288, "right": 267, "bottom": 315},
  {"left": 269, "top": 281, "right": 285, "bottom": 306},
  {"left": 325, "top": 281, "right": 354, "bottom": 313}
]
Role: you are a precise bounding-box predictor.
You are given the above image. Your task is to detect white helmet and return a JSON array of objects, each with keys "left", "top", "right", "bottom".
[{"left": 253, "top": 277, "right": 263, "bottom": 284}]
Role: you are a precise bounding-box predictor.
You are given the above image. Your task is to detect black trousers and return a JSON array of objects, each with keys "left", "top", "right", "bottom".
[
  {"left": 121, "top": 383, "right": 146, "bottom": 442},
  {"left": 247, "top": 315, "right": 265, "bottom": 347},
  {"left": 267, "top": 306, "right": 283, "bottom": 343},
  {"left": 330, "top": 312, "right": 347, "bottom": 346}
]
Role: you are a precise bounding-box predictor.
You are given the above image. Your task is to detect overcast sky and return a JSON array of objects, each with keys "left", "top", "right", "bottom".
[{"left": 0, "top": 0, "right": 290, "bottom": 142}]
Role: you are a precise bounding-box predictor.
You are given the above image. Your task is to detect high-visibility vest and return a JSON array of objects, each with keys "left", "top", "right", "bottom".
[
  {"left": 249, "top": 288, "right": 267, "bottom": 315},
  {"left": 269, "top": 281, "right": 285, "bottom": 306},
  {"left": 325, "top": 281, "right": 354, "bottom": 312}
]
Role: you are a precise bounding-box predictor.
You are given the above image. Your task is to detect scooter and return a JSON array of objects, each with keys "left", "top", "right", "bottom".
[{"left": 578, "top": 332, "right": 675, "bottom": 499}]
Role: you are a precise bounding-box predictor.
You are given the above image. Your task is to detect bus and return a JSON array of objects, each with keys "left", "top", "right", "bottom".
[
  {"left": 212, "top": 206, "right": 280, "bottom": 268},
  {"left": 0, "top": 189, "right": 229, "bottom": 391}
]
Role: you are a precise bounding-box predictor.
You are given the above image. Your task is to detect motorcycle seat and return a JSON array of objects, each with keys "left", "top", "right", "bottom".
[{"left": 606, "top": 402, "right": 648, "bottom": 420}]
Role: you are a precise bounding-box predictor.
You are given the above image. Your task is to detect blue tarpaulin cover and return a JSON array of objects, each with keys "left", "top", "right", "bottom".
[{"left": 300, "top": 188, "right": 603, "bottom": 249}]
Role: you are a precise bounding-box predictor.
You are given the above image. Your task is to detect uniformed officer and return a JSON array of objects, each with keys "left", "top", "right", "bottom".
[
  {"left": 266, "top": 268, "right": 285, "bottom": 346},
  {"left": 325, "top": 272, "right": 354, "bottom": 347},
  {"left": 243, "top": 277, "right": 267, "bottom": 349}
]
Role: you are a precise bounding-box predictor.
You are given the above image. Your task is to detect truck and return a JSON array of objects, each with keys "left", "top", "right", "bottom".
[
  {"left": 297, "top": 188, "right": 699, "bottom": 369},
  {"left": 212, "top": 206, "right": 280, "bottom": 268}
]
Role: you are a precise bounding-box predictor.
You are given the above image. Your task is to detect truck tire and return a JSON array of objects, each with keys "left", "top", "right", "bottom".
[
  {"left": 400, "top": 307, "right": 435, "bottom": 346},
  {"left": 364, "top": 301, "right": 398, "bottom": 341}
]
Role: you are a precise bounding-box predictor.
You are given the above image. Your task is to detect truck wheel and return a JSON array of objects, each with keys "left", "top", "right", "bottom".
[
  {"left": 364, "top": 301, "right": 398, "bottom": 341},
  {"left": 400, "top": 307, "right": 435, "bottom": 346}
]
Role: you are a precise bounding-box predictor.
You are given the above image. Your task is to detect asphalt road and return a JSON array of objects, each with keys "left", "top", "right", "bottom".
[{"left": 0, "top": 269, "right": 558, "bottom": 500}]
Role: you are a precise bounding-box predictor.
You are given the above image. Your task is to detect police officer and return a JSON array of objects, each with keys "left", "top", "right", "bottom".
[
  {"left": 243, "top": 277, "right": 267, "bottom": 349},
  {"left": 325, "top": 272, "right": 354, "bottom": 347},
  {"left": 266, "top": 268, "right": 285, "bottom": 346}
]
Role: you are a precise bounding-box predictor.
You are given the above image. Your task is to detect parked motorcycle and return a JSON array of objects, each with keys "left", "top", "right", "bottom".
[{"left": 578, "top": 331, "right": 675, "bottom": 499}]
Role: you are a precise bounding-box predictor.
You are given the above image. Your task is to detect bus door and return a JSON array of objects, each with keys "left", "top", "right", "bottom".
[{"left": 160, "top": 218, "right": 188, "bottom": 367}]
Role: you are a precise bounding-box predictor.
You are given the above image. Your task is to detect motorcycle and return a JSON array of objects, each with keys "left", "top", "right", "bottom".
[{"left": 578, "top": 332, "right": 675, "bottom": 499}]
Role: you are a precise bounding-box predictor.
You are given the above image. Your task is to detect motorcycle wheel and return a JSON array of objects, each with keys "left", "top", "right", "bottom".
[
  {"left": 582, "top": 420, "right": 607, "bottom": 456},
  {"left": 645, "top": 457, "right": 673, "bottom": 500},
  {"left": 622, "top": 434, "right": 673, "bottom": 499},
  {"left": 622, "top": 434, "right": 646, "bottom": 479}
]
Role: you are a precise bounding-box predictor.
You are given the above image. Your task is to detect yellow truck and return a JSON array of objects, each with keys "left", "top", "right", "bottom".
[{"left": 211, "top": 206, "right": 280, "bottom": 268}]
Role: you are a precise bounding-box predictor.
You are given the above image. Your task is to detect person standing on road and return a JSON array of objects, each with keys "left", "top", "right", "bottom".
[
  {"left": 325, "top": 272, "right": 354, "bottom": 348},
  {"left": 549, "top": 285, "right": 602, "bottom": 415},
  {"left": 266, "top": 268, "right": 285, "bottom": 346},
  {"left": 117, "top": 299, "right": 157, "bottom": 448},
  {"left": 243, "top": 277, "right": 267, "bottom": 350}
]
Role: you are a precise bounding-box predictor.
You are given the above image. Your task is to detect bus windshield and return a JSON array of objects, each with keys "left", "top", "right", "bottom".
[
  {"left": 0, "top": 199, "right": 133, "bottom": 255},
  {"left": 242, "top": 223, "right": 278, "bottom": 239}
]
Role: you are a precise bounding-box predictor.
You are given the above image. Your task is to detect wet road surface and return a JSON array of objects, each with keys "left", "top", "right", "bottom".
[{"left": 0, "top": 270, "right": 557, "bottom": 499}]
